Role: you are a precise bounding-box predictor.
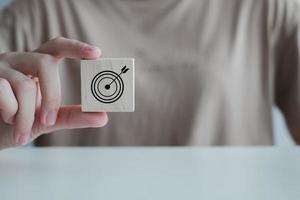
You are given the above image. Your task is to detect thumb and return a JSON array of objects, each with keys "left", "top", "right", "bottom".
[{"left": 36, "top": 105, "right": 108, "bottom": 134}]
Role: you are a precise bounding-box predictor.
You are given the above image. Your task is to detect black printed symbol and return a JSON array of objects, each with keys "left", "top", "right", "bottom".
[{"left": 91, "top": 66, "right": 129, "bottom": 104}]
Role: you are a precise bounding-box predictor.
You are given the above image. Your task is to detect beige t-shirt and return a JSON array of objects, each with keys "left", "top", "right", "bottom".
[{"left": 0, "top": 0, "right": 299, "bottom": 146}]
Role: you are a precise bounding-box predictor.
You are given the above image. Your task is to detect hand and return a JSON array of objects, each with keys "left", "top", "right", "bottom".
[{"left": 0, "top": 37, "right": 108, "bottom": 148}]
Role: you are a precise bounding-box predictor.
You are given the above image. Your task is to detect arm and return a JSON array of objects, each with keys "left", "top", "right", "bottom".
[
  {"left": 0, "top": 1, "right": 108, "bottom": 148},
  {"left": 273, "top": 0, "right": 300, "bottom": 144}
]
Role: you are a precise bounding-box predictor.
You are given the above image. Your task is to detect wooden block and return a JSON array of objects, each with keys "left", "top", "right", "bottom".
[{"left": 81, "top": 58, "right": 134, "bottom": 112}]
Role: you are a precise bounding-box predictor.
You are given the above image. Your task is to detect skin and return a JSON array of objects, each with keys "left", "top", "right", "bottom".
[{"left": 0, "top": 37, "right": 108, "bottom": 148}]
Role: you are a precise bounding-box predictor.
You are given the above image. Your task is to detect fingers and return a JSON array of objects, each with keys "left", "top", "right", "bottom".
[
  {"left": 35, "top": 37, "right": 101, "bottom": 60},
  {"left": 0, "top": 78, "right": 18, "bottom": 124},
  {"left": 3, "top": 52, "right": 61, "bottom": 126},
  {"left": 1, "top": 37, "right": 102, "bottom": 128},
  {"left": 14, "top": 78, "right": 36, "bottom": 144},
  {"left": 0, "top": 69, "right": 37, "bottom": 145},
  {"left": 33, "top": 77, "right": 42, "bottom": 110},
  {"left": 36, "top": 105, "right": 108, "bottom": 134},
  {"left": 0, "top": 38, "right": 104, "bottom": 147}
]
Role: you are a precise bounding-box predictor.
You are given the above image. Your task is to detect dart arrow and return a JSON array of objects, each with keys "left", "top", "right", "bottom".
[
  {"left": 105, "top": 66, "right": 129, "bottom": 89},
  {"left": 121, "top": 65, "right": 130, "bottom": 74}
]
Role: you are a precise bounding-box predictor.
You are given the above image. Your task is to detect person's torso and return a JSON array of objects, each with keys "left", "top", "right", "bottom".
[{"left": 35, "top": 0, "right": 278, "bottom": 146}]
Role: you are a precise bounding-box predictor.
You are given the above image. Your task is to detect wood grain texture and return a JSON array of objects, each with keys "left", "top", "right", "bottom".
[{"left": 81, "top": 58, "right": 134, "bottom": 112}]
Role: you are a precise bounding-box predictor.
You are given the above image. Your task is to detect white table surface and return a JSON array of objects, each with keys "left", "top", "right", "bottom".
[{"left": 0, "top": 147, "right": 299, "bottom": 200}]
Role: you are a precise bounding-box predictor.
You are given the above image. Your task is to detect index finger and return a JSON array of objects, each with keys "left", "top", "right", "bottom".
[{"left": 34, "top": 37, "right": 101, "bottom": 60}]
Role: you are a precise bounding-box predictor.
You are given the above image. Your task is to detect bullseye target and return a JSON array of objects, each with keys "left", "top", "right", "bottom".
[
  {"left": 91, "top": 70, "right": 124, "bottom": 104},
  {"left": 81, "top": 59, "right": 134, "bottom": 112}
]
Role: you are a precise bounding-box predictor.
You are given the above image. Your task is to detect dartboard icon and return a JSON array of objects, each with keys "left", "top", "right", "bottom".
[{"left": 91, "top": 66, "right": 129, "bottom": 104}]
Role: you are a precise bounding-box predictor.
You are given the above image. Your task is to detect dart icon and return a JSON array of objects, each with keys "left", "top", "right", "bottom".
[
  {"left": 90, "top": 64, "right": 130, "bottom": 104},
  {"left": 81, "top": 58, "right": 134, "bottom": 111},
  {"left": 105, "top": 66, "right": 129, "bottom": 90}
]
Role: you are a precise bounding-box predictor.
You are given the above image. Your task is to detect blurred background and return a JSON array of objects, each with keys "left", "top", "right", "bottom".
[{"left": 0, "top": 0, "right": 295, "bottom": 146}]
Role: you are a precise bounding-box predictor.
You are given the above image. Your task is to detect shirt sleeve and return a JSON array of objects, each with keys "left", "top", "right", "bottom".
[
  {"left": 274, "top": 0, "right": 300, "bottom": 143},
  {"left": 0, "top": 0, "right": 46, "bottom": 52}
]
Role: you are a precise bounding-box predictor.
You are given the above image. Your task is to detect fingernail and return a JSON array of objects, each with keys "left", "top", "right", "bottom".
[
  {"left": 84, "top": 45, "right": 99, "bottom": 51},
  {"left": 84, "top": 46, "right": 101, "bottom": 55},
  {"left": 45, "top": 111, "right": 57, "bottom": 126},
  {"left": 7, "top": 116, "right": 15, "bottom": 125},
  {"left": 16, "top": 135, "right": 27, "bottom": 145}
]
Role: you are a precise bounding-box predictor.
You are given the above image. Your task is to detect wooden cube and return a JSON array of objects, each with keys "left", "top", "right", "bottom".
[{"left": 81, "top": 58, "right": 134, "bottom": 112}]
